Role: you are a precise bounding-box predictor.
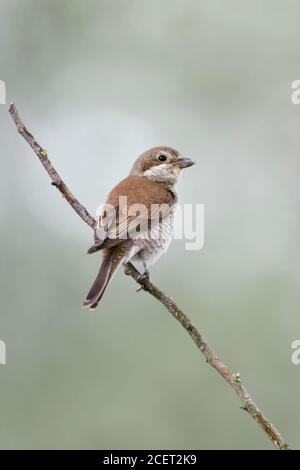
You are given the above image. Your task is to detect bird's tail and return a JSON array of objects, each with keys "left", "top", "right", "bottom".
[{"left": 83, "top": 252, "right": 122, "bottom": 310}]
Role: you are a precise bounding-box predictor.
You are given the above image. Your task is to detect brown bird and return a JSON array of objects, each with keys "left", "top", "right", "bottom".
[{"left": 83, "top": 146, "right": 195, "bottom": 309}]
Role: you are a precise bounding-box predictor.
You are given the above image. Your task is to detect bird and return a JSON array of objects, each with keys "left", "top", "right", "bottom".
[{"left": 83, "top": 146, "right": 195, "bottom": 309}]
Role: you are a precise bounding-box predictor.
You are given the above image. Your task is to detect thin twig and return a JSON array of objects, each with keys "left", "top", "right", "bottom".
[
  {"left": 9, "top": 103, "right": 95, "bottom": 229},
  {"left": 9, "top": 102, "right": 290, "bottom": 450}
]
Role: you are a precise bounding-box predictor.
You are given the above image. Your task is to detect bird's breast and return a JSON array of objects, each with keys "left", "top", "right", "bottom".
[{"left": 132, "top": 206, "right": 176, "bottom": 266}]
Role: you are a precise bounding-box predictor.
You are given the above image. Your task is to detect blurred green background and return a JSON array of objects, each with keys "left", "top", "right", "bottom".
[{"left": 1, "top": 0, "right": 300, "bottom": 450}]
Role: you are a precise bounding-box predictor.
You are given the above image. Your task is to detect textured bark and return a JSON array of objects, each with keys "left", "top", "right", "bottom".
[{"left": 9, "top": 103, "right": 290, "bottom": 450}]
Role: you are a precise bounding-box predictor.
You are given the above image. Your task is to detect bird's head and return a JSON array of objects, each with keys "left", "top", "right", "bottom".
[{"left": 130, "top": 146, "right": 195, "bottom": 186}]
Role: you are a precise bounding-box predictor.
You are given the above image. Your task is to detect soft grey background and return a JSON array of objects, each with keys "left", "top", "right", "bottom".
[{"left": 0, "top": 0, "right": 299, "bottom": 450}]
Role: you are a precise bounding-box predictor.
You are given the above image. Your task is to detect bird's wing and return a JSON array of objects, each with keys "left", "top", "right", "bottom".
[{"left": 87, "top": 175, "right": 176, "bottom": 253}]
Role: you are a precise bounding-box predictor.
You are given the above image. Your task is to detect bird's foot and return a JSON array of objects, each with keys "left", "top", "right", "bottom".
[
  {"left": 136, "top": 269, "right": 150, "bottom": 292},
  {"left": 94, "top": 228, "right": 101, "bottom": 244}
]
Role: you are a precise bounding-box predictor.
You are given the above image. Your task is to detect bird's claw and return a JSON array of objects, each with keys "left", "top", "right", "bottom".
[{"left": 136, "top": 270, "right": 150, "bottom": 292}]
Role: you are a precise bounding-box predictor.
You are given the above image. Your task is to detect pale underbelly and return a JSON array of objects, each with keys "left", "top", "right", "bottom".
[{"left": 130, "top": 210, "right": 175, "bottom": 267}]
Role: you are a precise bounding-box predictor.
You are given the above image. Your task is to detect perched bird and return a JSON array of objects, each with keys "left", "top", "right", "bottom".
[{"left": 83, "top": 146, "right": 195, "bottom": 309}]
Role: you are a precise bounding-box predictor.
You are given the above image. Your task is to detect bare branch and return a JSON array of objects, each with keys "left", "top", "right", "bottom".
[
  {"left": 9, "top": 102, "right": 290, "bottom": 450},
  {"left": 9, "top": 103, "right": 95, "bottom": 229}
]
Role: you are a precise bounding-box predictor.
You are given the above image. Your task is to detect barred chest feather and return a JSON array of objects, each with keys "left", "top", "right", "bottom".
[{"left": 130, "top": 204, "right": 176, "bottom": 267}]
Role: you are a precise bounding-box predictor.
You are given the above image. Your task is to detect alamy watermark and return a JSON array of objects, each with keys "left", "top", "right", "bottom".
[
  {"left": 0, "top": 80, "right": 6, "bottom": 104},
  {"left": 96, "top": 199, "right": 204, "bottom": 251},
  {"left": 0, "top": 340, "right": 6, "bottom": 365},
  {"left": 291, "top": 80, "right": 300, "bottom": 104},
  {"left": 291, "top": 340, "right": 300, "bottom": 365}
]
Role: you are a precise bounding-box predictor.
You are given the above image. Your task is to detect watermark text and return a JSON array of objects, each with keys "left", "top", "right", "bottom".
[
  {"left": 0, "top": 80, "right": 6, "bottom": 104},
  {"left": 0, "top": 340, "right": 6, "bottom": 365}
]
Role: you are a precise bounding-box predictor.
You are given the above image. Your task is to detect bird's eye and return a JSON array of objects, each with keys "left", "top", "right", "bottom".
[{"left": 158, "top": 154, "right": 167, "bottom": 162}]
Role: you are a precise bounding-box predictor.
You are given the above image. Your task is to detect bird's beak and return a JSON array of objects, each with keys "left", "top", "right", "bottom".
[{"left": 176, "top": 157, "right": 195, "bottom": 169}]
